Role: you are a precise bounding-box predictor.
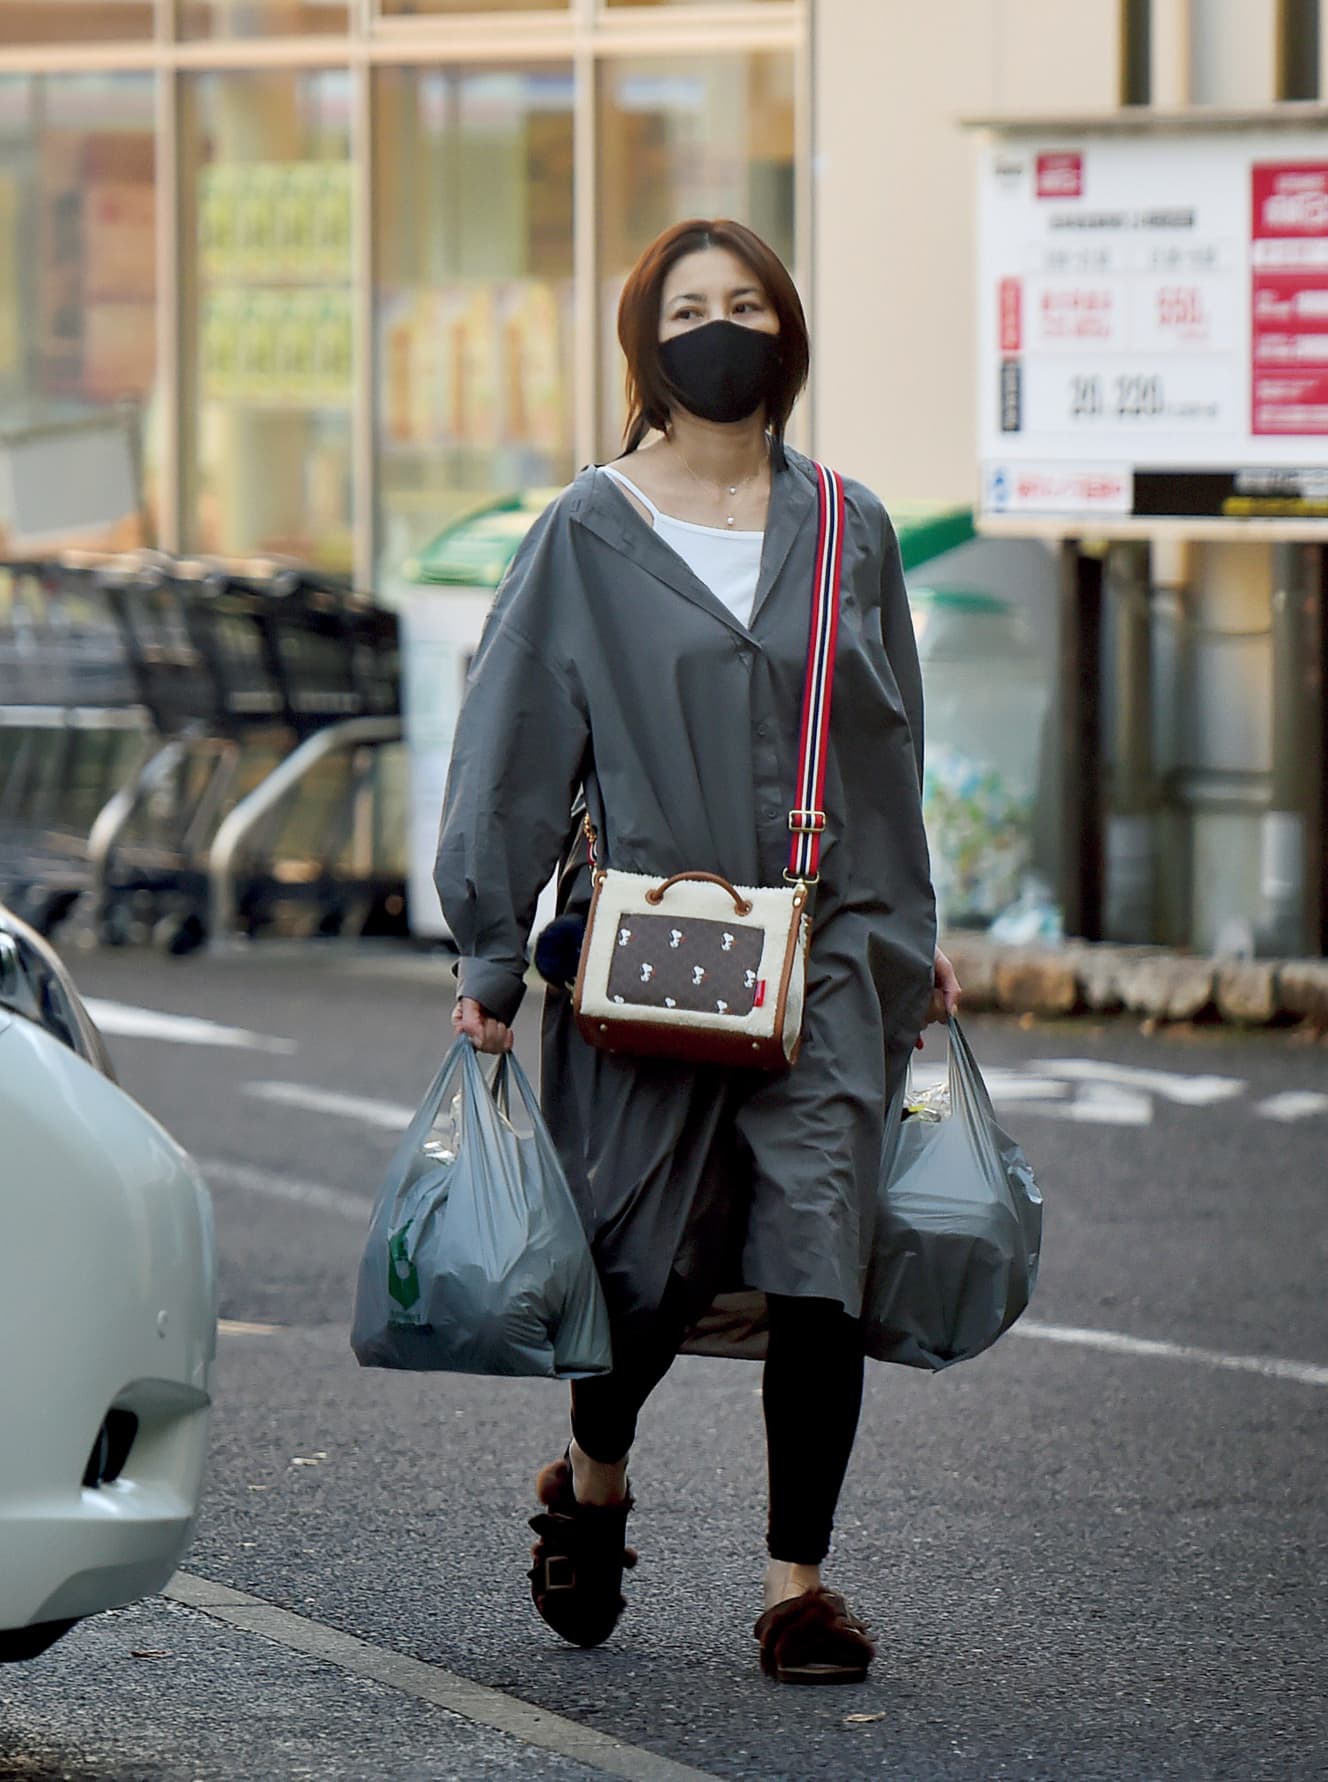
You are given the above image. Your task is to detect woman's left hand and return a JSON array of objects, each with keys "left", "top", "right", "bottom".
[{"left": 917, "top": 948, "right": 962, "bottom": 1048}]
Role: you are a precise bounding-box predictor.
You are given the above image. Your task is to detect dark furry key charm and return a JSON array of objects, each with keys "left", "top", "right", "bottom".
[{"left": 534, "top": 914, "right": 587, "bottom": 990}]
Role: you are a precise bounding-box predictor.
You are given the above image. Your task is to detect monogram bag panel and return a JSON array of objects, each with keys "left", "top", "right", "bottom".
[{"left": 573, "top": 870, "right": 811, "bottom": 1069}]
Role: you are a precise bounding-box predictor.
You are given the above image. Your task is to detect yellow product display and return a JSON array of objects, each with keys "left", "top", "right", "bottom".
[
  {"left": 306, "top": 163, "right": 352, "bottom": 284},
  {"left": 443, "top": 284, "right": 501, "bottom": 452},
  {"left": 202, "top": 287, "right": 352, "bottom": 407},
  {"left": 198, "top": 165, "right": 238, "bottom": 286},
  {"left": 198, "top": 161, "right": 351, "bottom": 288},
  {"left": 309, "top": 291, "right": 352, "bottom": 405},
  {"left": 234, "top": 166, "right": 281, "bottom": 287},
  {"left": 496, "top": 279, "right": 570, "bottom": 453},
  {"left": 378, "top": 279, "right": 570, "bottom": 452}
]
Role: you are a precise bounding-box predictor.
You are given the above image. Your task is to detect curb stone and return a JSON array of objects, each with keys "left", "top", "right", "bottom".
[
  {"left": 1117, "top": 954, "right": 1217, "bottom": 1022},
  {"left": 1277, "top": 961, "right": 1328, "bottom": 1027},
  {"left": 940, "top": 935, "right": 1328, "bottom": 1030},
  {"left": 991, "top": 949, "right": 1080, "bottom": 1017},
  {"left": 1215, "top": 961, "right": 1280, "bottom": 1025}
]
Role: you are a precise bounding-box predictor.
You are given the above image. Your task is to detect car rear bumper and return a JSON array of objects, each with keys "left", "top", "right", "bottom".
[
  {"left": 1, "top": 1016, "right": 217, "bottom": 1633},
  {"left": 1, "top": 1399, "right": 209, "bottom": 1627}
]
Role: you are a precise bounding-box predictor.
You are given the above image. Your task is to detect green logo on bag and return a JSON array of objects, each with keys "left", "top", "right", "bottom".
[{"left": 387, "top": 1227, "right": 421, "bottom": 1312}]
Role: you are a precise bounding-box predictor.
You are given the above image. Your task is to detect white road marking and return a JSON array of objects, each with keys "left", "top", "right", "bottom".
[
  {"left": 86, "top": 999, "right": 295, "bottom": 1054},
  {"left": 910, "top": 1064, "right": 1069, "bottom": 1099},
  {"left": 1031, "top": 1058, "right": 1246, "bottom": 1105},
  {"left": 910, "top": 1056, "right": 1328, "bottom": 1127},
  {"left": 1255, "top": 1090, "right": 1328, "bottom": 1122},
  {"left": 242, "top": 1066, "right": 1325, "bottom": 1137},
  {"left": 1017, "top": 1083, "right": 1154, "bottom": 1125},
  {"left": 1013, "top": 1321, "right": 1328, "bottom": 1388},
  {"left": 971, "top": 1073, "right": 1071, "bottom": 1102},
  {"left": 203, "top": 1153, "right": 1328, "bottom": 1390},
  {"left": 910, "top": 1064, "right": 1152, "bottom": 1123},
  {"left": 198, "top": 1156, "right": 371, "bottom": 1223},
  {"left": 243, "top": 1080, "right": 415, "bottom": 1129},
  {"left": 218, "top": 1318, "right": 282, "bottom": 1337},
  {"left": 165, "top": 1573, "right": 720, "bottom": 1782}
]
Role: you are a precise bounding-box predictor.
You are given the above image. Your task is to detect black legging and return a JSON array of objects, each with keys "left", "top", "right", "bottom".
[{"left": 571, "top": 1277, "right": 866, "bottom": 1566}]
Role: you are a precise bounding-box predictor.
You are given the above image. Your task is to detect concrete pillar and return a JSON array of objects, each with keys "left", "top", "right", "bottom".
[
  {"left": 1149, "top": 537, "right": 1193, "bottom": 944},
  {"left": 1189, "top": 0, "right": 1280, "bottom": 102},
  {"left": 1185, "top": 542, "right": 1275, "bottom": 954},
  {"left": 1150, "top": 0, "right": 1193, "bottom": 105},
  {"left": 811, "top": 0, "right": 1120, "bottom": 498}
]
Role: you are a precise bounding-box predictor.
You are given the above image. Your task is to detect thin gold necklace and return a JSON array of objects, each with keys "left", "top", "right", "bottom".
[{"left": 670, "top": 435, "right": 768, "bottom": 528}]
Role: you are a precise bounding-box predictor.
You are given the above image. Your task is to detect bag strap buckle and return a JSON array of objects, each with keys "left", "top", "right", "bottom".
[{"left": 787, "top": 808, "right": 826, "bottom": 833}]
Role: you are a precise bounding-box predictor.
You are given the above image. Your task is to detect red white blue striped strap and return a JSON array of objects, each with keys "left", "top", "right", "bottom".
[
  {"left": 585, "top": 463, "right": 845, "bottom": 883},
  {"left": 786, "top": 462, "right": 845, "bottom": 885}
]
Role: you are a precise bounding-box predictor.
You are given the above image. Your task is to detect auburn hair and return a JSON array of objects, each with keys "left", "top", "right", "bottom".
[{"left": 617, "top": 219, "right": 809, "bottom": 464}]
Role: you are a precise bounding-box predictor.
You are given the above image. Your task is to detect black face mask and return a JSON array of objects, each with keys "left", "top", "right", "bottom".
[{"left": 659, "top": 320, "right": 781, "bottom": 425}]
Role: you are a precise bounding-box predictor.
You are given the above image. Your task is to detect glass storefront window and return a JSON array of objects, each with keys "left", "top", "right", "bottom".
[
  {"left": 183, "top": 70, "right": 353, "bottom": 572},
  {"left": 596, "top": 52, "right": 795, "bottom": 457},
  {"left": 373, "top": 64, "right": 575, "bottom": 596},
  {"left": 178, "top": 2, "right": 350, "bottom": 38},
  {"left": 0, "top": 74, "right": 160, "bottom": 553},
  {"left": 0, "top": 3, "right": 154, "bottom": 43}
]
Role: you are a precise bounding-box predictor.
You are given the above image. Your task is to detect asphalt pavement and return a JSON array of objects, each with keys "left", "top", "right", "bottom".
[{"left": 2, "top": 942, "right": 1326, "bottom": 1782}]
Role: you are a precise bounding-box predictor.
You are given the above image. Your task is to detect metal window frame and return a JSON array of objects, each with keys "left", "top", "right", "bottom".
[{"left": 0, "top": 0, "right": 807, "bottom": 583}]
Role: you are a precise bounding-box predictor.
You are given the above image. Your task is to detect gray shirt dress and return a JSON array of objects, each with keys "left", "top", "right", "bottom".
[{"left": 435, "top": 447, "right": 937, "bottom": 1354}]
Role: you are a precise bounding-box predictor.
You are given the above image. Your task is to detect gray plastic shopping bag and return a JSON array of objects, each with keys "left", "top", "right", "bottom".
[
  {"left": 351, "top": 1039, "right": 612, "bottom": 1378},
  {"left": 864, "top": 1019, "right": 1043, "bottom": 1371}
]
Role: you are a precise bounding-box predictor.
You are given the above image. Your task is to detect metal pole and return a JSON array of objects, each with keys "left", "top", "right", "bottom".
[
  {"left": 1059, "top": 539, "right": 1105, "bottom": 942},
  {"left": 1105, "top": 541, "right": 1157, "bottom": 942},
  {"left": 1149, "top": 536, "right": 1191, "bottom": 946}
]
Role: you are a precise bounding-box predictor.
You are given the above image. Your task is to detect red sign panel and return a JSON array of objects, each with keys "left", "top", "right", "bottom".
[
  {"left": 1251, "top": 162, "right": 1328, "bottom": 437},
  {"left": 1035, "top": 152, "right": 1083, "bottom": 199},
  {"left": 998, "top": 277, "right": 1022, "bottom": 352}
]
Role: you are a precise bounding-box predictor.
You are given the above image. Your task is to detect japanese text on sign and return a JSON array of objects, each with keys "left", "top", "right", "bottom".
[{"left": 979, "top": 131, "right": 1328, "bottom": 525}]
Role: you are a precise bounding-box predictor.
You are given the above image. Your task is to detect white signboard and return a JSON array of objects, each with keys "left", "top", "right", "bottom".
[{"left": 978, "top": 131, "right": 1328, "bottom": 525}]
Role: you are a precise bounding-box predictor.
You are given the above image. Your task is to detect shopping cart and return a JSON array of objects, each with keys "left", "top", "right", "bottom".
[
  {"left": 0, "top": 557, "right": 151, "bottom": 931},
  {"left": 92, "top": 559, "right": 405, "bottom": 951}
]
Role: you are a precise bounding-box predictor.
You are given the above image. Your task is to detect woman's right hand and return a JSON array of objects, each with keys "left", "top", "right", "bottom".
[{"left": 452, "top": 996, "right": 514, "bottom": 1054}]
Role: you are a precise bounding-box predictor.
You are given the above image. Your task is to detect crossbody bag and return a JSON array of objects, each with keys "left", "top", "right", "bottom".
[{"left": 571, "top": 462, "right": 846, "bottom": 1072}]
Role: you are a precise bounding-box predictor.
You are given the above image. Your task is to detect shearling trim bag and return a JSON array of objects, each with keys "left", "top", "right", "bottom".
[{"left": 573, "top": 463, "right": 845, "bottom": 1071}]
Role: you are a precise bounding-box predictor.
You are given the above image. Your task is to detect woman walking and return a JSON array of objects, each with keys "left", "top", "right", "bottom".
[{"left": 437, "top": 218, "right": 958, "bottom": 1684}]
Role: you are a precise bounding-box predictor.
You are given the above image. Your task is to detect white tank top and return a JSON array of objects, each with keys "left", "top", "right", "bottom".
[{"left": 602, "top": 464, "right": 763, "bottom": 630}]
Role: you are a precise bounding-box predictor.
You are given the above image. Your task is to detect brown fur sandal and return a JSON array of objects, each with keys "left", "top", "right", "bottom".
[
  {"left": 527, "top": 1454, "right": 636, "bottom": 1650},
  {"left": 753, "top": 1587, "right": 875, "bottom": 1684}
]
